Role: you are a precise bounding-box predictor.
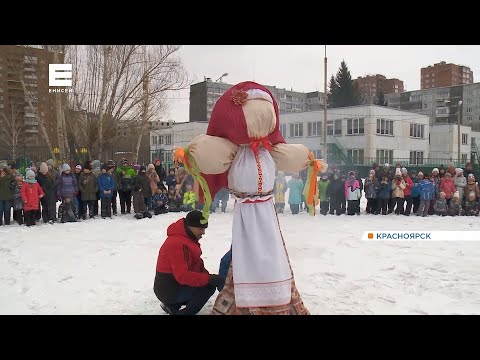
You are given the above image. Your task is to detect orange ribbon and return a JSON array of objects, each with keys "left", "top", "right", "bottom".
[
  {"left": 307, "top": 152, "right": 321, "bottom": 211},
  {"left": 249, "top": 136, "right": 272, "bottom": 155}
]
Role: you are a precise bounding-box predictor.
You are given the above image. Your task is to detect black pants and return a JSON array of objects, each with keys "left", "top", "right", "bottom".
[
  {"left": 101, "top": 198, "right": 112, "bottom": 218},
  {"left": 377, "top": 198, "right": 389, "bottom": 215},
  {"left": 404, "top": 196, "right": 413, "bottom": 216},
  {"left": 329, "top": 198, "right": 343, "bottom": 215},
  {"left": 394, "top": 198, "right": 405, "bottom": 215},
  {"left": 412, "top": 197, "right": 420, "bottom": 214},
  {"left": 154, "top": 284, "right": 216, "bottom": 315},
  {"left": 347, "top": 200, "right": 360, "bottom": 215},
  {"left": 319, "top": 201, "right": 329, "bottom": 215},
  {"left": 13, "top": 210, "right": 24, "bottom": 225},
  {"left": 119, "top": 190, "right": 132, "bottom": 214},
  {"left": 82, "top": 200, "right": 96, "bottom": 218},
  {"left": 94, "top": 193, "right": 100, "bottom": 216},
  {"left": 24, "top": 210, "right": 37, "bottom": 226},
  {"left": 290, "top": 204, "right": 300, "bottom": 215},
  {"left": 154, "top": 206, "right": 168, "bottom": 215},
  {"left": 111, "top": 191, "right": 117, "bottom": 214},
  {"left": 340, "top": 200, "right": 346, "bottom": 214},
  {"left": 388, "top": 195, "right": 395, "bottom": 213},
  {"left": 0, "top": 200, "right": 11, "bottom": 225},
  {"left": 366, "top": 198, "right": 377, "bottom": 214},
  {"left": 77, "top": 192, "right": 84, "bottom": 218},
  {"left": 40, "top": 196, "right": 56, "bottom": 222}
]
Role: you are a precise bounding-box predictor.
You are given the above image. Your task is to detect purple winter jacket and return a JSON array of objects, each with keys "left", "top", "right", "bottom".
[{"left": 57, "top": 172, "right": 79, "bottom": 199}]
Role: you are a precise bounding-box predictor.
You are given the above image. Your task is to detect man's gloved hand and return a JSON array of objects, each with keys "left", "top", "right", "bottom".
[{"left": 208, "top": 274, "right": 222, "bottom": 287}]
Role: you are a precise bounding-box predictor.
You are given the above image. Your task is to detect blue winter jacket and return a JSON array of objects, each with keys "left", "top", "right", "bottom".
[
  {"left": 418, "top": 179, "right": 435, "bottom": 201},
  {"left": 98, "top": 173, "right": 116, "bottom": 199}
]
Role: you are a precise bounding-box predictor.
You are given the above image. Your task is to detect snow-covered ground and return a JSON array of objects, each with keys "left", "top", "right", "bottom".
[{"left": 1, "top": 195, "right": 480, "bottom": 315}]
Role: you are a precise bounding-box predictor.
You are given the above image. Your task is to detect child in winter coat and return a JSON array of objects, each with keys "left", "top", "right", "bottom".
[
  {"left": 463, "top": 191, "right": 479, "bottom": 216},
  {"left": 180, "top": 183, "right": 196, "bottom": 212},
  {"left": 391, "top": 168, "right": 406, "bottom": 215},
  {"left": 21, "top": 169, "right": 45, "bottom": 226},
  {"left": 345, "top": 171, "right": 361, "bottom": 215},
  {"left": 433, "top": 190, "right": 448, "bottom": 216},
  {"left": 416, "top": 172, "right": 435, "bottom": 217},
  {"left": 165, "top": 168, "right": 177, "bottom": 189},
  {"left": 273, "top": 171, "right": 287, "bottom": 214},
  {"left": 152, "top": 187, "right": 168, "bottom": 215},
  {"left": 401, "top": 168, "right": 414, "bottom": 216},
  {"left": 167, "top": 187, "right": 182, "bottom": 212},
  {"left": 59, "top": 196, "right": 78, "bottom": 223},
  {"left": 449, "top": 192, "right": 463, "bottom": 216},
  {"left": 454, "top": 168, "right": 467, "bottom": 201},
  {"left": 327, "top": 171, "right": 344, "bottom": 215},
  {"left": 287, "top": 173, "right": 304, "bottom": 215},
  {"left": 364, "top": 170, "right": 379, "bottom": 214},
  {"left": 318, "top": 173, "right": 330, "bottom": 215},
  {"left": 12, "top": 175, "right": 24, "bottom": 225},
  {"left": 132, "top": 185, "right": 153, "bottom": 220},
  {"left": 410, "top": 171, "right": 421, "bottom": 214},
  {"left": 377, "top": 175, "right": 391, "bottom": 215},
  {"left": 439, "top": 172, "right": 456, "bottom": 206},
  {"left": 98, "top": 164, "right": 115, "bottom": 219},
  {"left": 464, "top": 174, "right": 479, "bottom": 203}
]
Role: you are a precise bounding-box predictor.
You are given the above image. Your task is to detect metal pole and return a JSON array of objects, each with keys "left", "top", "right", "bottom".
[
  {"left": 323, "top": 45, "right": 328, "bottom": 162},
  {"left": 458, "top": 102, "right": 462, "bottom": 166}
]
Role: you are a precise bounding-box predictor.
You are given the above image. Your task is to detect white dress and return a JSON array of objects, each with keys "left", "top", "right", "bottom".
[{"left": 227, "top": 145, "right": 292, "bottom": 308}]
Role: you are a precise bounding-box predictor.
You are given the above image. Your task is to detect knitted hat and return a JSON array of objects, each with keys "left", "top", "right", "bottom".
[
  {"left": 148, "top": 164, "right": 155, "bottom": 170},
  {"left": 75, "top": 164, "right": 82, "bottom": 170},
  {"left": 455, "top": 168, "right": 463, "bottom": 175},
  {"left": 453, "top": 191, "right": 460, "bottom": 199},
  {"left": 395, "top": 168, "right": 402, "bottom": 177},
  {"left": 417, "top": 171, "right": 424, "bottom": 177},
  {"left": 62, "top": 163, "right": 71, "bottom": 172},
  {"left": 101, "top": 163, "right": 108, "bottom": 170},
  {"left": 26, "top": 169, "right": 35, "bottom": 178},
  {"left": 140, "top": 166, "right": 146, "bottom": 172},
  {"left": 369, "top": 169, "right": 375, "bottom": 175},
  {"left": 185, "top": 210, "right": 208, "bottom": 229},
  {"left": 432, "top": 168, "right": 439, "bottom": 174},
  {"left": 121, "top": 159, "right": 129, "bottom": 165},
  {"left": 46, "top": 159, "right": 54, "bottom": 167},
  {"left": 40, "top": 162, "right": 49, "bottom": 175},
  {"left": 401, "top": 167, "right": 408, "bottom": 175},
  {"left": 107, "top": 160, "right": 115, "bottom": 167}
]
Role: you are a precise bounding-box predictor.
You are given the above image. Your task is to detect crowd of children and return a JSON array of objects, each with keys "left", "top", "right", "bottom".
[
  {"left": 273, "top": 162, "right": 480, "bottom": 217},
  {"left": 0, "top": 157, "right": 229, "bottom": 227}
]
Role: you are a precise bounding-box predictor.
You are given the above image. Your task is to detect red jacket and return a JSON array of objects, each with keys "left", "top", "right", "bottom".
[
  {"left": 439, "top": 178, "right": 456, "bottom": 199},
  {"left": 156, "top": 218, "right": 210, "bottom": 287},
  {"left": 21, "top": 182, "right": 45, "bottom": 211},
  {"left": 403, "top": 175, "right": 414, "bottom": 197}
]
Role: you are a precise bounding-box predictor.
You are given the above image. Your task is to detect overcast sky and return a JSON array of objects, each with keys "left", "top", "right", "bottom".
[{"left": 167, "top": 45, "right": 480, "bottom": 123}]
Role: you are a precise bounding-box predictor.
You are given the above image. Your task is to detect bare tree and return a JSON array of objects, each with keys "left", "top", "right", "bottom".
[
  {"left": 0, "top": 104, "right": 24, "bottom": 160},
  {"left": 65, "top": 45, "right": 189, "bottom": 160}
]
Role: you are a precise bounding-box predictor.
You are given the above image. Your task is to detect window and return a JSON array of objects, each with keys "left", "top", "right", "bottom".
[
  {"left": 165, "top": 135, "right": 172, "bottom": 145},
  {"left": 327, "top": 121, "right": 333, "bottom": 135},
  {"left": 151, "top": 136, "right": 157, "bottom": 146},
  {"left": 347, "top": 149, "right": 364, "bottom": 165},
  {"left": 410, "top": 94, "right": 421, "bottom": 102},
  {"left": 409, "top": 151, "right": 424, "bottom": 165},
  {"left": 307, "top": 121, "right": 321, "bottom": 137},
  {"left": 347, "top": 118, "right": 364, "bottom": 135},
  {"left": 423, "top": 103, "right": 428, "bottom": 109},
  {"left": 376, "top": 149, "right": 393, "bottom": 165},
  {"left": 313, "top": 150, "right": 322, "bottom": 159},
  {"left": 410, "top": 124, "right": 425, "bottom": 138},
  {"left": 280, "top": 124, "right": 287, "bottom": 138},
  {"left": 289, "top": 123, "right": 303, "bottom": 137},
  {"left": 461, "top": 153, "right": 468, "bottom": 163},
  {"left": 467, "top": 98, "right": 473, "bottom": 104},
  {"left": 335, "top": 119, "right": 342, "bottom": 135},
  {"left": 462, "top": 133, "right": 468, "bottom": 145},
  {"left": 468, "top": 90, "right": 474, "bottom": 96},
  {"left": 467, "top": 116, "right": 473, "bottom": 122},
  {"left": 376, "top": 119, "right": 393, "bottom": 135},
  {"left": 467, "top": 107, "right": 473, "bottom": 113},
  {"left": 436, "top": 108, "right": 448, "bottom": 115},
  {"left": 159, "top": 136, "right": 164, "bottom": 145}
]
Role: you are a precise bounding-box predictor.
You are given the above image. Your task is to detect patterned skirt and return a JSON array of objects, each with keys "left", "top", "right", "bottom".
[{"left": 210, "top": 214, "right": 310, "bottom": 315}]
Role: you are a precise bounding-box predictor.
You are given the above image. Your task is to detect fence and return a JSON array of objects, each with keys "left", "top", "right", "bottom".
[{"left": 0, "top": 147, "right": 175, "bottom": 174}]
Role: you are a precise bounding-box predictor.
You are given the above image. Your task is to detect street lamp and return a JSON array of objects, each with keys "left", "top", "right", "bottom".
[{"left": 215, "top": 73, "right": 228, "bottom": 83}]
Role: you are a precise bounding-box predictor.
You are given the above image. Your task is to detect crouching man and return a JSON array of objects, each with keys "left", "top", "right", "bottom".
[{"left": 153, "top": 210, "right": 222, "bottom": 315}]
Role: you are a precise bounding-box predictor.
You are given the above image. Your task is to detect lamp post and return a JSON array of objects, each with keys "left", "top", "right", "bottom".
[
  {"left": 215, "top": 73, "right": 229, "bottom": 83},
  {"left": 457, "top": 100, "right": 463, "bottom": 166},
  {"left": 323, "top": 45, "right": 327, "bottom": 162}
]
